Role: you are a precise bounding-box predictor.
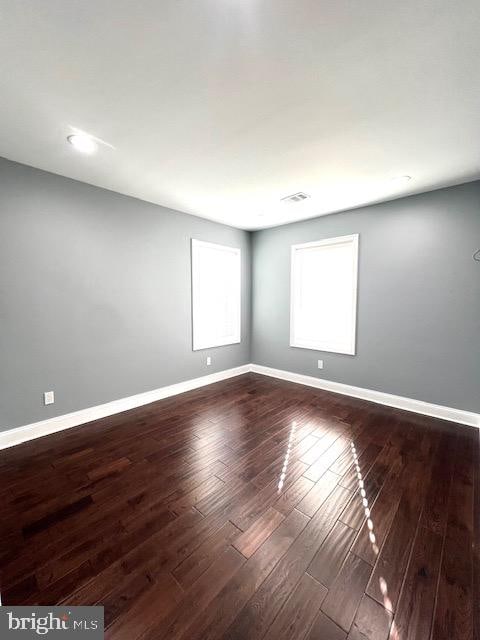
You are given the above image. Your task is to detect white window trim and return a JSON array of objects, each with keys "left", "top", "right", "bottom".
[
  {"left": 191, "top": 238, "right": 241, "bottom": 351},
  {"left": 290, "top": 234, "right": 359, "bottom": 355}
]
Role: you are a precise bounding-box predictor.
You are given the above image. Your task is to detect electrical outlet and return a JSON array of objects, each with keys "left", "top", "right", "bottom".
[
  {"left": 44, "top": 391, "right": 55, "bottom": 405},
  {"left": 317, "top": 360, "right": 324, "bottom": 370},
  {"left": 206, "top": 356, "right": 212, "bottom": 366}
]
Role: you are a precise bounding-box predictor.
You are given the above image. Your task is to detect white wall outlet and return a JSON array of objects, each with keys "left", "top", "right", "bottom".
[
  {"left": 317, "top": 360, "right": 324, "bottom": 370},
  {"left": 44, "top": 390, "right": 55, "bottom": 405},
  {"left": 206, "top": 356, "right": 212, "bottom": 366}
]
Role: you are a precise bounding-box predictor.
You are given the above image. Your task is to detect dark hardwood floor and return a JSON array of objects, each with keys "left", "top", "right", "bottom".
[{"left": 1, "top": 373, "right": 478, "bottom": 639}]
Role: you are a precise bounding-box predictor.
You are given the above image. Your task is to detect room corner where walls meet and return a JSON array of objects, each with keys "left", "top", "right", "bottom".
[{"left": 1, "top": 155, "right": 479, "bottom": 436}]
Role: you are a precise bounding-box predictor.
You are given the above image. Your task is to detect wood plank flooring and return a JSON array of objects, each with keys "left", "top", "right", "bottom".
[{"left": 1, "top": 373, "right": 478, "bottom": 639}]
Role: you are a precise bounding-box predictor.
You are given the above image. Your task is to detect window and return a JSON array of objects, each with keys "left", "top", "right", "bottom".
[
  {"left": 290, "top": 234, "right": 359, "bottom": 355},
  {"left": 191, "top": 239, "right": 241, "bottom": 351}
]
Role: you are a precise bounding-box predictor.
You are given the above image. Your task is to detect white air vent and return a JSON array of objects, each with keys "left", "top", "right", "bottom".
[{"left": 281, "top": 192, "right": 310, "bottom": 204}]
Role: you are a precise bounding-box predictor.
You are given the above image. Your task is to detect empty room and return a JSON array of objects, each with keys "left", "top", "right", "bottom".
[{"left": 0, "top": 2, "right": 479, "bottom": 639}]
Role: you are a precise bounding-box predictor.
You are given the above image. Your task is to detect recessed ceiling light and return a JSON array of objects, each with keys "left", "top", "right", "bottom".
[
  {"left": 391, "top": 175, "right": 412, "bottom": 184},
  {"left": 67, "top": 134, "right": 98, "bottom": 154}
]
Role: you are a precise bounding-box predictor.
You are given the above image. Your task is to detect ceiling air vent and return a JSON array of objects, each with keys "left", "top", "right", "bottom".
[{"left": 281, "top": 192, "right": 310, "bottom": 204}]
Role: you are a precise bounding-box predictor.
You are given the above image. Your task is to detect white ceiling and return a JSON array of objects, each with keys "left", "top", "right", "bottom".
[{"left": 1, "top": 1, "right": 480, "bottom": 230}]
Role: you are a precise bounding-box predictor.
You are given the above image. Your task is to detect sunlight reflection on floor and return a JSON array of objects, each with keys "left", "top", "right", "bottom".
[
  {"left": 350, "top": 441, "right": 399, "bottom": 639},
  {"left": 277, "top": 421, "right": 297, "bottom": 492}
]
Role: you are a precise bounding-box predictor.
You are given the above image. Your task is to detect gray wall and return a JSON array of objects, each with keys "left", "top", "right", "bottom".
[
  {"left": 252, "top": 181, "right": 480, "bottom": 413},
  {"left": 2, "top": 156, "right": 479, "bottom": 434},
  {"left": 0, "top": 157, "right": 251, "bottom": 432}
]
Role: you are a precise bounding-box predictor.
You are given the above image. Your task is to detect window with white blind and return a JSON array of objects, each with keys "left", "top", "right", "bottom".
[
  {"left": 290, "top": 234, "right": 359, "bottom": 355},
  {"left": 191, "top": 239, "right": 241, "bottom": 351}
]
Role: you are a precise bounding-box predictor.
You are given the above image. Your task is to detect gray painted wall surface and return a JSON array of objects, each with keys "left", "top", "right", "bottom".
[
  {"left": 1, "top": 156, "right": 479, "bottom": 434},
  {"left": 252, "top": 182, "right": 480, "bottom": 413},
  {"left": 0, "top": 158, "right": 251, "bottom": 432}
]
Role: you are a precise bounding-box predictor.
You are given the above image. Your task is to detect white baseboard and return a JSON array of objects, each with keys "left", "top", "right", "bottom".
[
  {"left": 250, "top": 364, "right": 480, "bottom": 429},
  {"left": 0, "top": 364, "right": 251, "bottom": 451},
  {"left": 2, "top": 362, "right": 477, "bottom": 451}
]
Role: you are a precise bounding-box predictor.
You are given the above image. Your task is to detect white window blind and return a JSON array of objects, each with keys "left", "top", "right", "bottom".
[
  {"left": 191, "top": 239, "right": 241, "bottom": 351},
  {"left": 290, "top": 234, "right": 359, "bottom": 355}
]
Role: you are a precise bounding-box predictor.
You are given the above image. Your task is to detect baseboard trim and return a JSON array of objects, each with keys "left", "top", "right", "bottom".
[
  {"left": 0, "top": 364, "right": 251, "bottom": 451},
  {"left": 250, "top": 364, "right": 480, "bottom": 429},
  {"left": 2, "top": 361, "right": 478, "bottom": 451}
]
